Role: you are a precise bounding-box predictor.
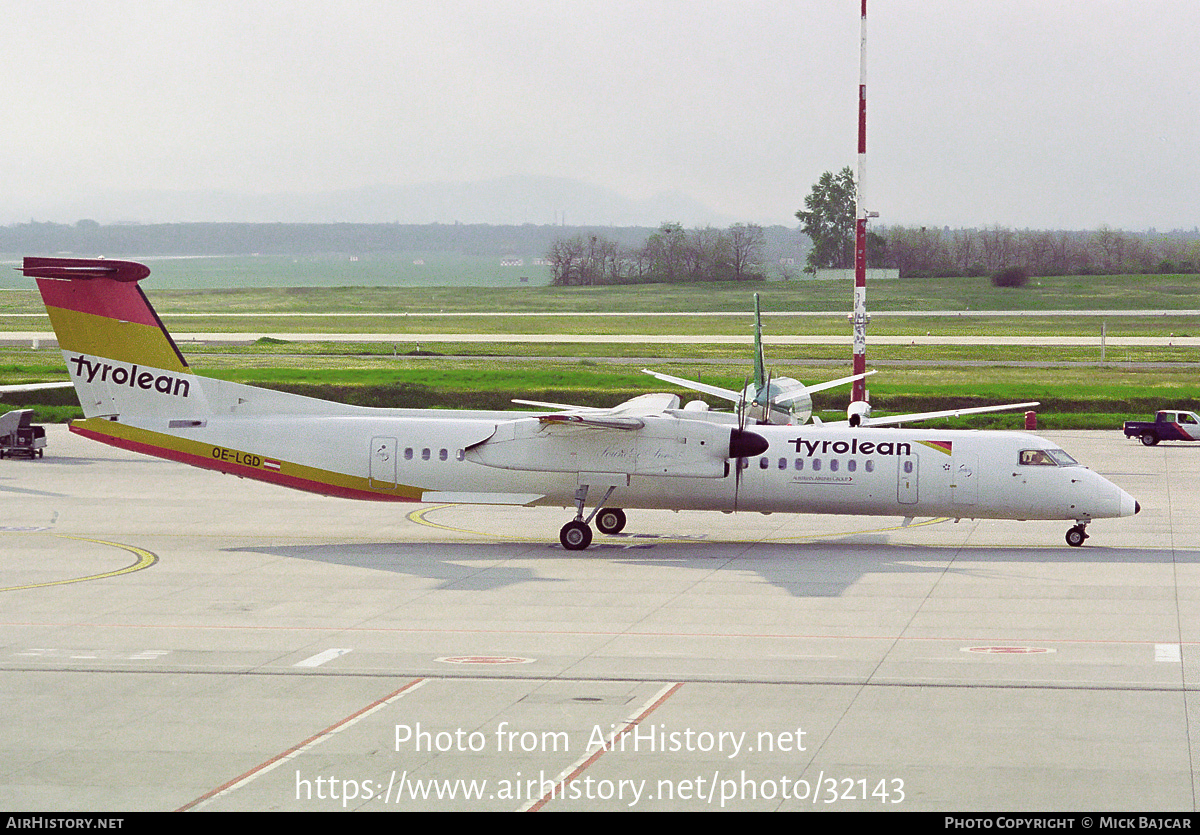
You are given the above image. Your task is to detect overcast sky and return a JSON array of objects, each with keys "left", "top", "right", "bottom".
[{"left": 4, "top": 1, "right": 1197, "bottom": 230}]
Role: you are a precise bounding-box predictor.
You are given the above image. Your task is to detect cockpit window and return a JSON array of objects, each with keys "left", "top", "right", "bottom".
[
  {"left": 1046, "top": 448, "right": 1078, "bottom": 466},
  {"left": 1019, "top": 449, "right": 1055, "bottom": 465},
  {"left": 1019, "top": 448, "right": 1078, "bottom": 466}
]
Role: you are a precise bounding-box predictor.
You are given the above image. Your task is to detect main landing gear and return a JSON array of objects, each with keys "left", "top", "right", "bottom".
[
  {"left": 595, "top": 507, "right": 627, "bottom": 535},
  {"left": 559, "top": 485, "right": 627, "bottom": 550},
  {"left": 1065, "top": 523, "right": 1090, "bottom": 548},
  {"left": 559, "top": 520, "right": 593, "bottom": 550}
]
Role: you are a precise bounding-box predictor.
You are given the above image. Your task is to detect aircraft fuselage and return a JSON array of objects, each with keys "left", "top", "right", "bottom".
[{"left": 72, "top": 406, "right": 1135, "bottom": 526}]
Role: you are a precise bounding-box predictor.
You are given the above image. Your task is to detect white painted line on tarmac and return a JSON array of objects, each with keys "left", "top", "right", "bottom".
[
  {"left": 1155, "top": 643, "right": 1181, "bottom": 663},
  {"left": 294, "top": 647, "right": 353, "bottom": 667}
]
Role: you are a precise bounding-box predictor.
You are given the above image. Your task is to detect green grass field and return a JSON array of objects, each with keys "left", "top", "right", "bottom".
[
  {"left": 0, "top": 253, "right": 554, "bottom": 291},
  {"left": 5, "top": 263, "right": 1200, "bottom": 313},
  {"left": 3, "top": 268, "right": 1198, "bottom": 426}
]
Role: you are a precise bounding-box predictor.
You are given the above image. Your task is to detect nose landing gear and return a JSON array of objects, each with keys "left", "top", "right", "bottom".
[{"left": 1065, "top": 523, "right": 1089, "bottom": 547}]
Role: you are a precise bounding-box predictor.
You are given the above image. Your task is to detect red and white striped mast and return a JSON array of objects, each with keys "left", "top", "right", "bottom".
[{"left": 850, "top": 0, "right": 871, "bottom": 410}]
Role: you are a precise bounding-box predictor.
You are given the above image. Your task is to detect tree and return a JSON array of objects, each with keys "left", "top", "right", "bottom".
[
  {"left": 641, "top": 222, "right": 688, "bottom": 282},
  {"left": 547, "top": 234, "right": 631, "bottom": 285},
  {"left": 795, "top": 167, "right": 856, "bottom": 270},
  {"left": 727, "top": 223, "right": 766, "bottom": 281},
  {"left": 546, "top": 235, "right": 586, "bottom": 285},
  {"left": 684, "top": 226, "right": 730, "bottom": 281}
]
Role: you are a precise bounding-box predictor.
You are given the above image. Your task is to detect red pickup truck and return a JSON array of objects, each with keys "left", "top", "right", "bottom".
[{"left": 1123, "top": 410, "right": 1200, "bottom": 446}]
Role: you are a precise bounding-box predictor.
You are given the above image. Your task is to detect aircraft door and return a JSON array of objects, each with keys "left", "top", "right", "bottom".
[
  {"left": 898, "top": 456, "right": 918, "bottom": 504},
  {"left": 951, "top": 453, "right": 979, "bottom": 505},
  {"left": 369, "top": 436, "right": 398, "bottom": 490}
]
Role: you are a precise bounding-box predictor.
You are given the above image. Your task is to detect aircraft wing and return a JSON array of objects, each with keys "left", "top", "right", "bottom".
[
  {"left": 472, "top": 394, "right": 767, "bottom": 478},
  {"left": 850, "top": 401, "right": 1041, "bottom": 428},
  {"left": 513, "top": 398, "right": 606, "bottom": 412},
  {"left": 0, "top": 382, "right": 73, "bottom": 394},
  {"left": 640, "top": 370, "right": 741, "bottom": 403},
  {"left": 512, "top": 392, "right": 682, "bottom": 430},
  {"left": 535, "top": 413, "right": 645, "bottom": 430}
]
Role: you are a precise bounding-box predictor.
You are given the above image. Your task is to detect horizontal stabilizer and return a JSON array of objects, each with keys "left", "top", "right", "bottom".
[
  {"left": 798, "top": 370, "right": 876, "bottom": 397},
  {"left": 640, "top": 369, "right": 741, "bottom": 403},
  {"left": 21, "top": 257, "right": 151, "bottom": 283}
]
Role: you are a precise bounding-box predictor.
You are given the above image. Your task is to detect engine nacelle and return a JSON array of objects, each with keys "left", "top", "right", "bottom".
[
  {"left": 847, "top": 400, "right": 872, "bottom": 427},
  {"left": 466, "top": 416, "right": 767, "bottom": 479}
]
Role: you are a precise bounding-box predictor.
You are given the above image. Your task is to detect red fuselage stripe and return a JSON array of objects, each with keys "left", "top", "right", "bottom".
[{"left": 70, "top": 424, "right": 419, "bottom": 504}]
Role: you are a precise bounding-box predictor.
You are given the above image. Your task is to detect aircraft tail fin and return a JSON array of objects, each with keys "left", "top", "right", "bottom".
[
  {"left": 25, "top": 258, "right": 189, "bottom": 373},
  {"left": 752, "top": 292, "right": 766, "bottom": 392},
  {"left": 24, "top": 257, "right": 195, "bottom": 419}
]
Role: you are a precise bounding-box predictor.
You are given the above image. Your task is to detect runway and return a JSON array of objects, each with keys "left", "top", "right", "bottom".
[
  {"left": 1, "top": 425, "right": 1196, "bottom": 811},
  {"left": 6, "top": 330, "right": 1200, "bottom": 347}
]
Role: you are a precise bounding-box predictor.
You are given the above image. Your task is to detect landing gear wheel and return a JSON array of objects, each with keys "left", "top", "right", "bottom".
[
  {"left": 559, "top": 520, "right": 593, "bottom": 551},
  {"left": 595, "top": 508, "right": 627, "bottom": 535},
  {"left": 1065, "top": 525, "right": 1088, "bottom": 547},
  {"left": 1140, "top": 432, "right": 1159, "bottom": 446}
]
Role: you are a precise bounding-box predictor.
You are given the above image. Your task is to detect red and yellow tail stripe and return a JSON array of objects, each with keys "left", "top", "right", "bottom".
[{"left": 24, "top": 257, "right": 189, "bottom": 373}]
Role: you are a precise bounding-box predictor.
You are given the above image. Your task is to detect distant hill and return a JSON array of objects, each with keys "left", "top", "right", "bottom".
[
  {"left": 1, "top": 219, "right": 803, "bottom": 261},
  {"left": 10, "top": 176, "right": 739, "bottom": 228},
  {"left": 0, "top": 219, "right": 808, "bottom": 289}
]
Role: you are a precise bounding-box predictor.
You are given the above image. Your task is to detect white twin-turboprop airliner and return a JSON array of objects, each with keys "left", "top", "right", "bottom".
[{"left": 24, "top": 257, "right": 1138, "bottom": 549}]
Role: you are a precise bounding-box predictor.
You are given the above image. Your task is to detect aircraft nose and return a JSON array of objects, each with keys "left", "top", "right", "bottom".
[{"left": 1120, "top": 490, "right": 1139, "bottom": 517}]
